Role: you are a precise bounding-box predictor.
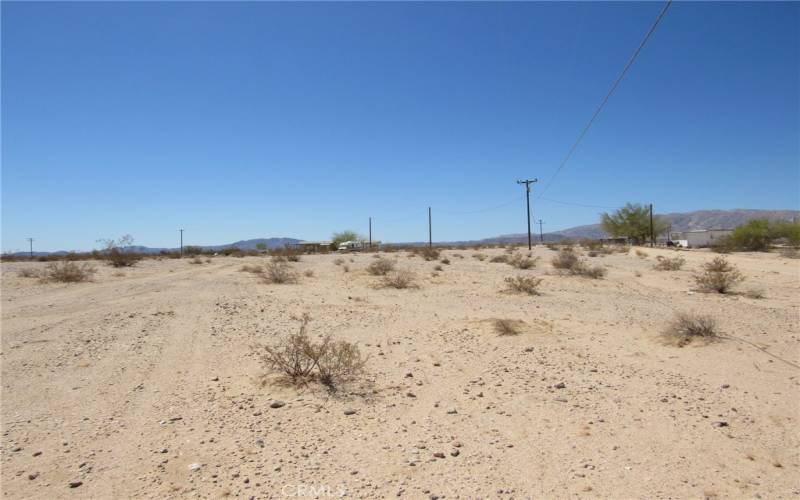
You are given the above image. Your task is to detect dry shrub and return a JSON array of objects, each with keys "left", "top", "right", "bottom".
[
  {"left": 509, "top": 254, "right": 538, "bottom": 269},
  {"left": 255, "top": 314, "right": 367, "bottom": 391},
  {"left": 381, "top": 270, "right": 417, "bottom": 289},
  {"left": 653, "top": 256, "right": 686, "bottom": 271},
  {"left": 262, "top": 261, "right": 298, "bottom": 284},
  {"left": 41, "top": 261, "right": 96, "bottom": 283},
  {"left": 18, "top": 268, "right": 40, "bottom": 278},
  {"left": 490, "top": 254, "right": 510, "bottom": 264},
  {"left": 635, "top": 249, "right": 649, "bottom": 259},
  {"left": 472, "top": 253, "right": 486, "bottom": 261},
  {"left": 440, "top": 258, "right": 451, "bottom": 265},
  {"left": 240, "top": 264, "right": 264, "bottom": 274},
  {"left": 552, "top": 248, "right": 605, "bottom": 278},
  {"left": 494, "top": 318, "right": 525, "bottom": 336},
  {"left": 366, "top": 258, "right": 395, "bottom": 276},
  {"left": 694, "top": 257, "right": 744, "bottom": 293},
  {"left": 504, "top": 276, "right": 542, "bottom": 295},
  {"left": 743, "top": 288, "right": 764, "bottom": 299},
  {"left": 663, "top": 312, "right": 718, "bottom": 347},
  {"left": 434, "top": 264, "right": 443, "bottom": 271},
  {"left": 107, "top": 247, "right": 140, "bottom": 267},
  {"left": 418, "top": 247, "right": 440, "bottom": 261},
  {"left": 190, "top": 257, "right": 204, "bottom": 265},
  {"left": 551, "top": 248, "right": 579, "bottom": 270},
  {"left": 333, "top": 258, "right": 345, "bottom": 266},
  {"left": 304, "top": 269, "right": 314, "bottom": 277}
]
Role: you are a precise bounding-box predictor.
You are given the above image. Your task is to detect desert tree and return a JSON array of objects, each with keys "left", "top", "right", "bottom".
[
  {"left": 330, "top": 230, "right": 365, "bottom": 250},
  {"left": 600, "top": 203, "right": 669, "bottom": 245}
]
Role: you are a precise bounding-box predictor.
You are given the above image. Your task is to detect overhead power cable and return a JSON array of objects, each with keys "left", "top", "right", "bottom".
[{"left": 537, "top": 0, "right": 673, "bottom": 199}]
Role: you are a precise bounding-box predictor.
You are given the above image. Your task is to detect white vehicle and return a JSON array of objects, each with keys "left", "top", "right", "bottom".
[{"left": 337, "top": 240, "right": 364, "bottom": 252}]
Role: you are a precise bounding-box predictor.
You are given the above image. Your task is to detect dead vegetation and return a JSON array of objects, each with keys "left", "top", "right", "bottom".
[
  {"left": 40, "top": 261, "right": 96, "bottom": 283},
  {"left": 653, "top": 255, "right": 686, "bottom": 271},
  {"left": 254, "top": 314, "right": 368, "bottom": 392},
  {"left": 18, "top": 268, "right": 40, "bottom": 278},
  {"left": 694, "top": 256, "right": 744, "bottom": 293},
  {"left": 551, "top": 248, "right": 606, "bottom": 278},
  {"left": 662, "top": 312, "right": 719, "bottom": 347},
  {"left": 262, "top": 261, "right": 299, "bottom": 284},
  {"left": 493, "top": 318, "right": 525, "bottom": 336},
  {"left": 504, "top": 276, "right": 542, "bottom": 295},
  {"left": 490, "top": 255, "right": 510, "bottom": 264},
  {"left": 366, "top": 258, "right": 395, "bottom": 276},
  {"left": 240, "top": 264, "right": 264, "bottom": 274},
  {"left": 635, "top": 249, "right": 649, "bottom": 258},
  {"left": 381, "top": 269, "right": 417, "bottom": 289},
  {"left": 508, "top": 253, "right": 538, "bottom": 269},
  {"left": 418, "top": 247, "right": 440, "bottom": 261},
  {"left": 472, "top": 253, "right": 486, "bottom": 261}
]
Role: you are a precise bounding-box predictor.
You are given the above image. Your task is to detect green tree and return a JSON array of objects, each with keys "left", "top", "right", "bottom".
[
  {"left": 331, "top": 230, "right": 364, "bottom": 250},
  {"left": 600, "top": 203, "right": 668, "bottom": 245},
  {"left": 723, "top": 219, "right": 800, "bottom": 251},
  {"left": 255, "top": 243, "right": 267, "bottom": 251}
]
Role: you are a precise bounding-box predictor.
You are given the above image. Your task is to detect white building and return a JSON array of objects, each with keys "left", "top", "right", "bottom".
[{"left": 670, "top": 229, "right": 733, "bottom": 248}]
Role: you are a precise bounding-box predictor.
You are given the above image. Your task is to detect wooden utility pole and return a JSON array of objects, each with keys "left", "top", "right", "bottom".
[
  {"left": 516, "top": 179, "right": 538, "bottom": 250},
  {"left": 369, "top": 217, "right": 372, "bottom": 249},
  {"left": 649, "top": 204, "right": 654, "bottom": 247},
  {"left": 179, "top": 229, "right": 184, "bottom": 257},
  {"left": 26, "top": 238, "right": 34, "bottom": 259},
  {"left": 428, "top": 207, "right": 432, "bottom": 248},
  {"left": 537, "top": 219, "right": 545, "bottom": 243}
]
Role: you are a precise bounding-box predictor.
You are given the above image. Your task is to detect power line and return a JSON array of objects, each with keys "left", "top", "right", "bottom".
[
  {"left": 516, "top": 179, "right": 538, "bottom": 250},
  {"left": 539, "top": 196, "right": 624, "bottom": 210},
  {"left": 537, "top": 0, "right": 673, "bottom": 199},
  {"left": 440, "top": 194, "right": 525, "bottom": 215}
]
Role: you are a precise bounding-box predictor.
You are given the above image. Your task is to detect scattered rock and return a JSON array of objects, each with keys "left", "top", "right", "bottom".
[
  {"left": 712, "top": 421, "right": 729, "bottom": 428},
  {"left": 28, "top": 473, "right": 39, "bottom": 480},
  {"left": 554, "top": 382, "right": 566, "bottom": 389},
  {"left": 406, "top": 392, "right": 416, "bottom": 398},
  {"left": 69, "top": 481, "right": 83, "bottom": 488},
  {"left": 433, "top": 452, "right": 445, "bottom": 459},
  {"left": 450, "top": 449, "right": 460, "bottom": 457},
  {"left": 446, "top": 409, "right": 458, "bottom": 414},
  {"left": 270, "top": 400, "right": 286, "bottom": 409},
  {"left": 344, "top": 409, "right": 357, "bottom": 415},
  {"left": 32, "top": 451, "right": 42, "bottom": 457},
  {"left": 188, "top": 463, "right": 202, "bottom": 472}
]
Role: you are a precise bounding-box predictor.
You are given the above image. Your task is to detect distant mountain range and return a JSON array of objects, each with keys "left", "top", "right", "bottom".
[
  {"left": 478, "top": 208, "right": 799, "bottom": 244},
  {"left": 8, "top": 209, "right": 798, "bottom": 256}
]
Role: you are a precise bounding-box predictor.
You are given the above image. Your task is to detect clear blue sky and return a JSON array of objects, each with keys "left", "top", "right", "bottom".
[{"left": 2, "top": 1, "right": 798, "bottom": 252}]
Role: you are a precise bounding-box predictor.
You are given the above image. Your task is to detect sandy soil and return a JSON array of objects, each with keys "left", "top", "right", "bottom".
[{"left": 1, "top": 246, "right": 798, "bottom": 499}]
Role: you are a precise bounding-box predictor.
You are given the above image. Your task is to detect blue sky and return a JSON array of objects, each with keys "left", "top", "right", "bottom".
[{"left": 2, "top": 1, "right": 798, "bottom": 252}]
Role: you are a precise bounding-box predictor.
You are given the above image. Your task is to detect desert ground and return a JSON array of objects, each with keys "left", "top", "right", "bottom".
[{"left": 1, "top": 246, "right": 798, "bottom": 499}]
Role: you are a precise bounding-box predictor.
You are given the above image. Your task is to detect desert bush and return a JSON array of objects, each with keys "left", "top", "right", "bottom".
[
  {"left": 304, "top": 269, "right": 314, "bottom": 278},
  {"left": 240, "top": 264, "right": 264, "bottom": 274},
  {"left": 551, "top": 248, "right": 580, "bottom": 270},
  {"left": 743, "top": 288, "right": 764, "bottom": 299},
  {"left": 433, "top": 264, "right": 443, "bottom": 272},
  {"left": 190, "top": 257, "right": 204, "bottom": 265},
  {"left": 635, "top": 249, "right": 649, "bottom": 259},
  {"left": 272, "top": 246, "right": 302, "bottom": 262},
  {"left": 333, "top": 258, "right": 345, "bottom": 266},
  {"left": 41, "top": 261, "right": 96, "bottom": 283},
  {"left": 577, "top": 264, "right": 607, "bottom": 279},
  {"left": 694, "top": 257, "right": 744, "bottom": 293},
  {"left": 262, "top": 261, "right": 299, "bottom": 284},
  {"left": 504, "top": 276, "right": 542, "bottom": 295},
  {"left": 381, "top": 270, "right": 417, "bottom": 289},
  {"left": 18, "top": 268, "right": 41, "bottom": 278},
  {"left": 418, "top": 247, "right": 440, "bottom": 261},
  {"left": 663, "top": 312, "right": 718, "bottom": 347},
  {"left": 490, "top": 254, "right": 510, "bottom": 264},
  {"left": 494, "top": 318, "right": 524, "bottom": 336},
  {"left": 366, "top": 258, "right": 395, "bottom": 276},
  {"left": 99, "top": 235, "right": 141, "bottom": 267},
  {"left": 508, "top": 254, "right": 538, "bottom": 269},
  {"left": 653, "top": 255, "right": 686, "bottom": 271},
  {"left": 255, "top": 314, "right": 367, "bottom": 390},
  {"left": 472, "top": 253, "right": 486, "bottom": 261},
  {"left": 440, "top": 258, "right": 451, "bottom": 265}
]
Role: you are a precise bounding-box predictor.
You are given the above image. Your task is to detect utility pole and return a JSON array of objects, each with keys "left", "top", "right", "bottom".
[
  {"left": 179, "top": 229, "right": 184, "bottom": 257},
  {"left": 369, "top": 217, "right": 372, "bottom": 250},
  {"left": 26, "top": 238, "right": 34, "bottom": 259},
  {"left": 428, "top": 207, "right": 432, "bottom": 248},
  {"left": 537, "top": 220, "right": 545, "bottom": 243},
  {"left": 649, "top": 204, "right": 654, "bottom": 248},
  {"left": 516, "top": 179, "right": 538, "bottom": 250}
]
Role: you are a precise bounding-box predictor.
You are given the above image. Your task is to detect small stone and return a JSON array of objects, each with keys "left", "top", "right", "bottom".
[
  {"left": 554, "top": 382, "right": 566, "bottom": 389},
  {"left": 28, "top": 473, "right": 39, "bottom": 480},
  {"left": 712, "top": 421, "right": 729, "bottom": 428},
  {"left": 11, "top": 447, "right": 22, "bottom": 452},
  {"left": 721, "top": 384, "right": 730, "bottom": 389},
  {"left": 405, "top": 373, "right": 413, "bottom": 378},
  {"left": 160, "top": 448, "right": 168, "bottom": 454},
  {"left": 344, "top": 409, "right": 357, "bottom": 415},
  {"left": 450, "top": 449, "right": 460, "bottom": 457},
  {"left": 69, "top": 481, "right": 83, "bottom": 488},
  {"left": 270, "top": 400, "right": 286, "bottom": 409},
  {"left": 554, "top": 397, "right": 568, "bottom": 403},
  {"left": 255, "top": 439, "right": 265, "bottom": 448},
  {"left": 433, "top": 452, "right": 445, "bottom": 459},
  {"left": 32, "top": 451, "right": 42, "bottom": 457},
  {"left": 188, "top": 463, "right": 202, "bottom": 472},
  {"left": 406, "top": 392, "right": 416, "bottom": 398},
  {"left": 211, "top": 376, "right": 219, "bottom": 381},
  {"left": 446, "top": 409, "right": 457, "bottom": 414}
]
